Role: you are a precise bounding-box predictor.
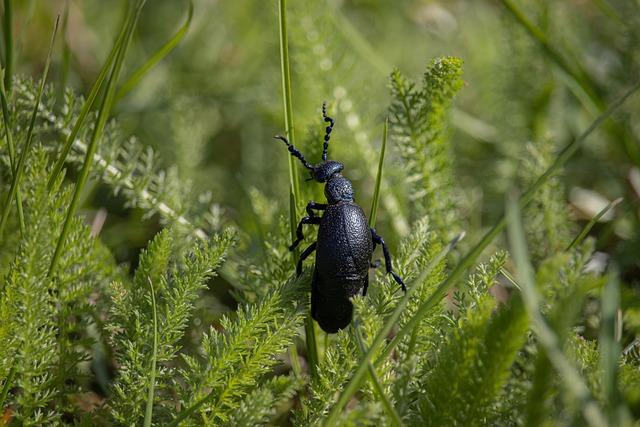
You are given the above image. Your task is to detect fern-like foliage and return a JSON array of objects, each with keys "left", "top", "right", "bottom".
[
  {"left": 105, "top": 227, "right": 234, "bottom": 424},
  {"left": 176, "top": 266, "right": 308, "bottom": 424},
  {"left": 6, "top": 76, "right": 222, "bottom": 238},
  {"left": 228, "top": 375, "right": 303, "bottom": 426},
  {"left": 0, "top": 149, "right": 121, "bottom": 424},
  {"left": 417, "top": 295, "right": 529, "bottom": 426},
  {"left": 389, "top": 57, "right": 464, "bottom": 239}
]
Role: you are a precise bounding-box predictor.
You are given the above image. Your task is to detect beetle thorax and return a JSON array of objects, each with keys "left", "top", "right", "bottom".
[{"left": 324, "top": 173, "right": 354, "bottom": 204}]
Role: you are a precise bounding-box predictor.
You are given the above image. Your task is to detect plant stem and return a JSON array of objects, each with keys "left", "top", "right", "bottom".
[
  {"left": 369, "top": 118, "right": 387, "bottom": 228},
  {"left": 566, "top": 197, "right": 623, "bottom": 250},
  {"left": 277, "top": 0, "right": 319, "bottom": 379},
  {"left": 143, "top": 278, "right": 158, "bottom": 427}
]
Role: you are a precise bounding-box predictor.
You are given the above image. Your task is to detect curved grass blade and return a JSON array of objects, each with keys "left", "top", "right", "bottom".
[
  {"left": 0, "top": 68, "right": 24, "bottom": 233},
  {"left": 116, "top": 0, "right": 194, "bottom": 103},
  {"left": 0, "top": 365, "right": 15, "bottom": 412},
  {"left": 566, "top": 197, "right": 623, "bottom": 250},
  {"left": 506, "top": 192, "right": 606, "bottom": 427},
  {"left": 0, "top": 16, "right": 59, "bottom": 239},
  {"left": 323, "top": 231, "right": 465, "bottom": 426},
  {"left": 325, "top": 80, "right": 640, "bottom": 422},
  {"left": 47, "top": 6, "right": 132, "bottom": 192},
  {"left": 352, "top": 320, "right": 403, "bottom": 427},
  {"left": 369, "top": 118, "right": 388, "bottom": 228},
  {"left": 143, "top": 278, "right": 159, "bottom": 427},
  {"left": 48, "top": 0, "right": 148, "bottom": 277}
]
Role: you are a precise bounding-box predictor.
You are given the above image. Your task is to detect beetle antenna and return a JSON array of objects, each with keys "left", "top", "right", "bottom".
[
  {"left": 274, "top": 135, "right": 314, "bottom": 170},
  {"left": 321, "top": 102, "right": 334, "bottom": 161}
]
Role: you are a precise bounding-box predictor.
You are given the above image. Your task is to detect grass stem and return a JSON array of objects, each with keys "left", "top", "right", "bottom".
[{"left": 277, "top": 0, "right": 319, "bottom": 379}]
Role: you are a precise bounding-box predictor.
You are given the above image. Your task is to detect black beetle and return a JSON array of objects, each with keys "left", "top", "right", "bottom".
[{"left": 275, "top": 103, "right": 406, "bottom": 333}]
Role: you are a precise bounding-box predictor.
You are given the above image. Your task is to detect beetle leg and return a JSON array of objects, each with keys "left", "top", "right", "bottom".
[
  {"left": 362, "top": 276, "right": 369, "bottom": 296},
  {"left": 290, "top": 216, "right": 321, "bottom": 251},
  {"left": 297, "top": 241, "right": 317, "bottom": 276},
  {"left": 369, "top": 259, "right": 381, "bottom": 269},
  {"left": 306, "top": 201, "right": 327, "bottom": 218},
  {"left": 371, "top": 228, "right": 407, "bottom": 292}
]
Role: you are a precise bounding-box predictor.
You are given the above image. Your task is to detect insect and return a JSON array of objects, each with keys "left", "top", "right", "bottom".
[{"left": 275, "top": 103, "right": 406, "bottom": 333}]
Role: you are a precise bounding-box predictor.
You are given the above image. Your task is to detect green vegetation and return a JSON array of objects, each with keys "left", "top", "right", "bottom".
[{"left": 1, "top": 0, "right": 640, "bottom": 425}]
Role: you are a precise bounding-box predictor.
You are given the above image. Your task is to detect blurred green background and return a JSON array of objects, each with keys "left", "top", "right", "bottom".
[{"left": 6, "top": 0, "right": 640, "bottom": 313}]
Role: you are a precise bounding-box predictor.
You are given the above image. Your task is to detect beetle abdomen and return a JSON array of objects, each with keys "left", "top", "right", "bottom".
[
  {"left": 315, "top": 202, "right": 372, "bottom": 298},
  {"left": 311, "top": 293, "right": 353, "bottom": 333}
]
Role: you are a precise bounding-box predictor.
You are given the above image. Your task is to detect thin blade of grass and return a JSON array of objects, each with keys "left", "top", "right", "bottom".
[
  {"left": 0, "top": 68, "right": 24, "bottom": 233},
  {"left": 47, "top": 6, "right": 132, "bottom": 192},
  {"left": 498, "top": 0, "right": 601, "bottom": 110},
  {"left": 566, "top": 197, "right": 623, "bottom": 250},
  {"left": 0, "top": 365, "right": 15, "bottom": 412},
  {"left": 599, "top": 267, "right": 630, "bottom": 425},
  {"left": 115, "top": 0, "right": 194, "bottom": 103},
  {"left": 323, "top": 231, "right": 465, "bottom": 426},
  {"left": 0, "top": 16, "right": 59, "bottom": 240},
  {"left": 326, "top": 80, "right": 640, "bottom": 421},
  {"left": 48, "top": 0, "right": 147, "bottom": 277},
  {"left": 277, "top": 0, "right": 318, "bottom": 378},
  {"left": 499, "top": 0, "right": 640, "bottom": 166},
  {"left": 59, "top": 0, "right": 71, "bottom": 98},
  {"left": 2, "top": 0, "right": 13, "bottom": 91},
  {"left": 352, "top": 320, "right": 403, "bottom": 427},
  {"left": 369, "top": 118, "right": 387, "bottom": 228},
  {"left": 143, "top": 278, "right": 158, "bottom": 427},
  {"left": 506, "top": 192, "right": 606, "bottom": 427}
]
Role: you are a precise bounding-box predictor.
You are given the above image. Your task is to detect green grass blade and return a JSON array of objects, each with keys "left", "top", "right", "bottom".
[
  {"left": 599, "top": 268, "right": 629, "bottom": 425},
  {"left": 0, "top": 15, "right": 59, "bottom": 240},
  {"left": 116, "top": 0, "right": 194, "bottom": 103},
  {"left": 353, "top": 320, "right": 404, "bottom": 427},
  {"left": 499, "top": 0, "right": 640, "bottom": 166},
  {"left": 498, "top": 0, "right": 602, "bottom": 110},
  {"left": 59, "top": 0, "right": 71, "bottom": 96},
  {"left": 323, "top": 231, "right": 465, "bottom": 426},
  {"left": 2, "top": 0, "right": 13, "bottom": 91},
  {"left": 48, "top": 0, "right": 147, "bottom": 277},
  {"left": 47, "top": 6, "right": 132, "bottom": 192},
  {"left": 369, "top": 118, "right": 388, "bottom": 228},
  {"left": 566, "top": 197, "right": 623, "bottom": 250},
  {"left": 0, "top": 67, "right": 24, "bottom": 233},
  {"left": 326, "top": 80, "right": 640, "bottom": 422},
  {"left": 506, "top": 192, "right": 607, "bottom": 427},
  {"left": 0, "top": 365, "right": 15, "bottom": 411},
  {"left": 277, "top": 0, "right": 318, "bottom": 379},
  {"left": 143, "top": 278, "right": 158, "bottom": 427}
]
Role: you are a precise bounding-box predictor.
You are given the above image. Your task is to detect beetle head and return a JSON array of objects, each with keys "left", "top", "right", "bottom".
[{"left": 311, "top": 160, "right": 344, "bottom": 183}]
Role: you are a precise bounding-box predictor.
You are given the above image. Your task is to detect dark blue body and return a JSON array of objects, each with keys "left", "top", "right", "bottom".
[
  {"left": 276, "top": 104, "right": 405, "bottom": 334},
  {"left": 312, "top": 202, "right": 372, "bottom": 333}
]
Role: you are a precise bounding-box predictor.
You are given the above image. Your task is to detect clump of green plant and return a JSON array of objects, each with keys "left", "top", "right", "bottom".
[{"left": 1, "top": 0, "right": 640, "bottom": 425}]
